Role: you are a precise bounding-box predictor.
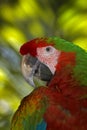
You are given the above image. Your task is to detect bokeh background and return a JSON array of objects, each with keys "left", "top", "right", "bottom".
[{"left": 0, "top": 0, "right": 87, "bottom": 130}]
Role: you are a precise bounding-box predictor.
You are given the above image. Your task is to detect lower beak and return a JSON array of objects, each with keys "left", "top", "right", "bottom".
[{"left": 21, "top": 54, "right": 53, "bottom": 87}]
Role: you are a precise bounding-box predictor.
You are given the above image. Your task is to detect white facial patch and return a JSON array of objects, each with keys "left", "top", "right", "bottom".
[{"left": 37, "top": 46, "right": 61, "bottom": 74}]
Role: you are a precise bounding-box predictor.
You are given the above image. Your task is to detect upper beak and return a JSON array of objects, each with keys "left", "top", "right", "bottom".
[{"left": 21, "top": 54, "right": 53, "bottom": 87}]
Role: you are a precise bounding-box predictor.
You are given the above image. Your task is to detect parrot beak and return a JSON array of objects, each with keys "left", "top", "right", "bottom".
[{"left": 21, "top": 54, "right": 53, "bottom": 87}]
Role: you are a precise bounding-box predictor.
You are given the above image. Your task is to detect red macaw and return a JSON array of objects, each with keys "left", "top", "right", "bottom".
[{"left": 11, "top": 37, "right": 87, "bottom": 130}]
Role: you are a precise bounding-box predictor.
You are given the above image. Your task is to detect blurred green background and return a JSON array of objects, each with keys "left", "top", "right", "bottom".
[{"left": 0, "top": 0, "right": 87, "bottom": 130}]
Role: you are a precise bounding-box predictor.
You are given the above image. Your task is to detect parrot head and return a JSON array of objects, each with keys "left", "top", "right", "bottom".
[
  {"left": 20, "top": 37, "right": 87, "bottom": 88},
  {"left": 20, "top": 38, "right": 61, "bottom": 87}
]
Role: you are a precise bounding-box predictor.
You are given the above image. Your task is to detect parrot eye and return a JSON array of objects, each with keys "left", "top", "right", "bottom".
[
  {"left": 45, "top": 46, "right": 54, "bottom": 54},
  {"left": 46, "top": 47, "right": 51, "bottom": 52},
  {"left": 37, "top": 46, "right": 56, "bottom": 57}
]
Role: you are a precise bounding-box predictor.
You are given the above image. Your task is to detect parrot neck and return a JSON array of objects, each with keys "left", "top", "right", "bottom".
[
  {"left": 48, "top": 66, "right": 86, "bottom": 98},
  {"left": 56, "top": 51, "right": 76, "bottom": 71},
  {"left": 48, "top": 52, "right": 87, "bottom": 98}
]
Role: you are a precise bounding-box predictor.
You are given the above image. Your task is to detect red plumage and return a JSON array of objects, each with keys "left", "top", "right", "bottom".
[
  {"left": 20, "top": 38, "right": 53, "bottom": 56},
  {"left": 56, "top": 51, "right": 76, "bottom": 71},
  {"left": 11, "top": 37, "right": 87, "bottom": 130}
]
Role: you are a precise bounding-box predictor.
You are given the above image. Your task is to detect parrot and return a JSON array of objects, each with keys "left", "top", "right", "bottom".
[{"left": 11, "top": 37, "right": 87, "bottom": 130}]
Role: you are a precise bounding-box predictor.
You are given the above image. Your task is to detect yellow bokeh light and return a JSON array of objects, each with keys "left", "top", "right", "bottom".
[
  {"left": 74, "top": 38, "right": 87, "bottom": 51},
  {"left": 1, "top": 5, "right": 15, "bottom": 22},
  {"left": 1, "top": 26, "right": 26, "bottom": 50},
  {"left": 19, "top": 0, "right": 38, "bottom": 17},
  {"left": 76, "top": 0, "right": 87, "bottom": 9},
  {"left": 28, "top": 21, "right": 44, "bottom": 36}
]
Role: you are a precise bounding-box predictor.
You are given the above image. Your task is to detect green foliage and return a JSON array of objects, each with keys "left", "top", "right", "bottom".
[{"left": 0, "top": 0, "right": 87, "bottom": 130}]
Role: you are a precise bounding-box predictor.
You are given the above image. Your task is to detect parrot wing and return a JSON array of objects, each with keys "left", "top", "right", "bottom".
[
  {"left": 11, "top": 87, "right": 48, "bottom": 130},
  {"left": 11, "top": 85, "right": 87, "bottom": 130}
]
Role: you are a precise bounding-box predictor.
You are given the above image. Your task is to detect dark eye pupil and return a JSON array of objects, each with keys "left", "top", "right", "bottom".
[{"left": 46, "top": 47, "right": 51, "bottom": 52}]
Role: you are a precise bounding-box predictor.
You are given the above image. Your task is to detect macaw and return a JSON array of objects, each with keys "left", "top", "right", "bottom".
[{"left": 11, "top": 37, "right": 87, "bottom": 130}]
